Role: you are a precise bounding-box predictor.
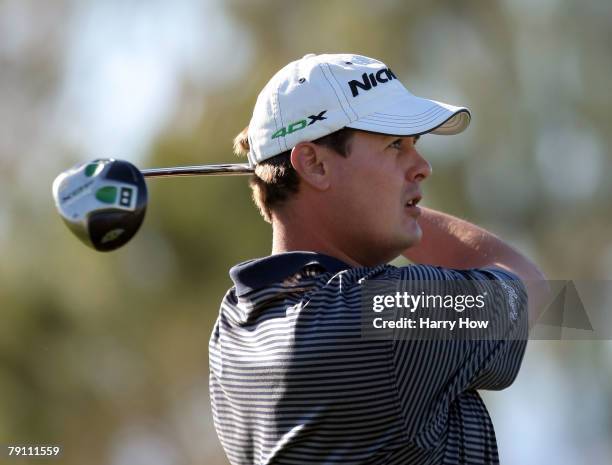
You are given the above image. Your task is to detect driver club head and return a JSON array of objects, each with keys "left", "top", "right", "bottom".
[{"left": 52, "top": 159, "right": 148, "bottom": 252}]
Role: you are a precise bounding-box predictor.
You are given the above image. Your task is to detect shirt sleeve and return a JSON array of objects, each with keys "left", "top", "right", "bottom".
[
  {"left": 466, "top": 267, "right": 529, "bottom": 390},
  {"left": 388, "top": 264, "right": 528, "bottom": 438}
]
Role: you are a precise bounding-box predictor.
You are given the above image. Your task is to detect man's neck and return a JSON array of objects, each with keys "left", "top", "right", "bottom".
[{"left": 271, "top": 218, "right": 363, "bottom": 267}]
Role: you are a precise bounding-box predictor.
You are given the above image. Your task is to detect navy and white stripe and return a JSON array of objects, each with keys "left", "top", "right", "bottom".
[{"left": 209, "top": 252, "right": 528, "bottom": 464}]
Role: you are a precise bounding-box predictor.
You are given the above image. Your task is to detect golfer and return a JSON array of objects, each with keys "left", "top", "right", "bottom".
[{"left": 209, "top": 53, "right": 546, "bottom": 464}]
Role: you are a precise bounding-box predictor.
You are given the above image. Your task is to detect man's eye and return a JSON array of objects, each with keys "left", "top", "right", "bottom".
[{"left": 389, "top": 139, "right": 402, "bottom": 149}]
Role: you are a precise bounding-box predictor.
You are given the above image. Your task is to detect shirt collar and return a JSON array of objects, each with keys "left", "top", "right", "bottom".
[{"left": 229, "top": 251, "right": 352, "bottom": 297}]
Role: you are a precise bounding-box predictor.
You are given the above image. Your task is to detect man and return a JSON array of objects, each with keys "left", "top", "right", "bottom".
[{"left": 209, "top": 53, "right": 546, "bottom": 464}]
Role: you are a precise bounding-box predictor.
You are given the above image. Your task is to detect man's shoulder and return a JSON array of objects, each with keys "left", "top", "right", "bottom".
[
  {"left": 228, "top": 251, "right": 352, "bottom": 297},
  {"left": 224, "top": 252, "right": 523, "bottom": 299},
  {"left": 369, "top": 263, "right": 522, "bottom": 283}
]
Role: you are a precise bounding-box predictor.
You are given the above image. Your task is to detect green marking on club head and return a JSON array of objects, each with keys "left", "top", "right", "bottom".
[
  {"left": 95, "top": 186, "right": 118, "bottom": 204},
  {"left": 101, "top": 228, "right": 125, "bottom": 244},
  {"left": 85, "top": 162, "right": 104, "bottom": 177}
]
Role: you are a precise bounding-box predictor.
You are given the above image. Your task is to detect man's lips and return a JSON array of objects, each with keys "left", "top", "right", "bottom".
[
  {"left": 405, "top": 194, "right": 422, "bottom": 208},
  {"left": 405, "top": 197, "right": 421, "bottom": 207},
  {"left": 405, "top": 194, "right": 422, "bottom": 217}
]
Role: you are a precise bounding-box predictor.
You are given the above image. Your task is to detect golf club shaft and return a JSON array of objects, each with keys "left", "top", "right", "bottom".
[{"left": 141, "top": 163, "right": 253, "bottom": 178}]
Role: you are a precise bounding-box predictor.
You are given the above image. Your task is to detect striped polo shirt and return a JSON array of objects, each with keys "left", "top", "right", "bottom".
[{"left": 209, "top": 252, "right": 528, "bottom": 465}]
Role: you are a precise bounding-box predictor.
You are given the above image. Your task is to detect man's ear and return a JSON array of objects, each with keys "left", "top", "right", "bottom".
[{"left": 290, "top": 142, "right": 330, "bottom": 190}]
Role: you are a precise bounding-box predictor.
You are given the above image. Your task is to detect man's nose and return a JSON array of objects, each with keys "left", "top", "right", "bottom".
[{"left": 406, "top": 149, "right": 432, "bottom": 182}]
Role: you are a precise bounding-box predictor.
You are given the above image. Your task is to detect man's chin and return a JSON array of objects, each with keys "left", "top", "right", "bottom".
[
  {"left": 401, "top": 224, "right": 422, "bottom": 248},
  {"left": 381, "top": 229, "right": 422, "bottom": 263}
]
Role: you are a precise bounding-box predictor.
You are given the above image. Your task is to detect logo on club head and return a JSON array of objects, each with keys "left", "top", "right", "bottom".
[
  {"left": 85, "top": 162, "right": 105, "bottom": 177},
  {"left": 95, "top": 186, "right": 137, "bottom": 210},
  {"left": 60, "top": 179, "right": 95, "bottom": 205},
  {"left": 95, "top": 186, "right": 118, "bottom": 204},
  {"left": 101, "top": 228, "right": 125, "bottom": 244}
]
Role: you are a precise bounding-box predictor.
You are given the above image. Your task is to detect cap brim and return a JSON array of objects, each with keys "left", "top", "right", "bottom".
[{"left": 345, "top": 94, "right": 471, "bottom": 136}]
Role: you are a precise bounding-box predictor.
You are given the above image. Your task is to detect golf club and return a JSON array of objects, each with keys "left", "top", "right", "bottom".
[{"left": 52, "top": 158, "right": 253, "bottom": 252}]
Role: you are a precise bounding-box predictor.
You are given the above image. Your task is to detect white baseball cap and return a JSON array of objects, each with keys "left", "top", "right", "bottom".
[{"left": 247, "top": 53, "right": 471, "bottom": 166}]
